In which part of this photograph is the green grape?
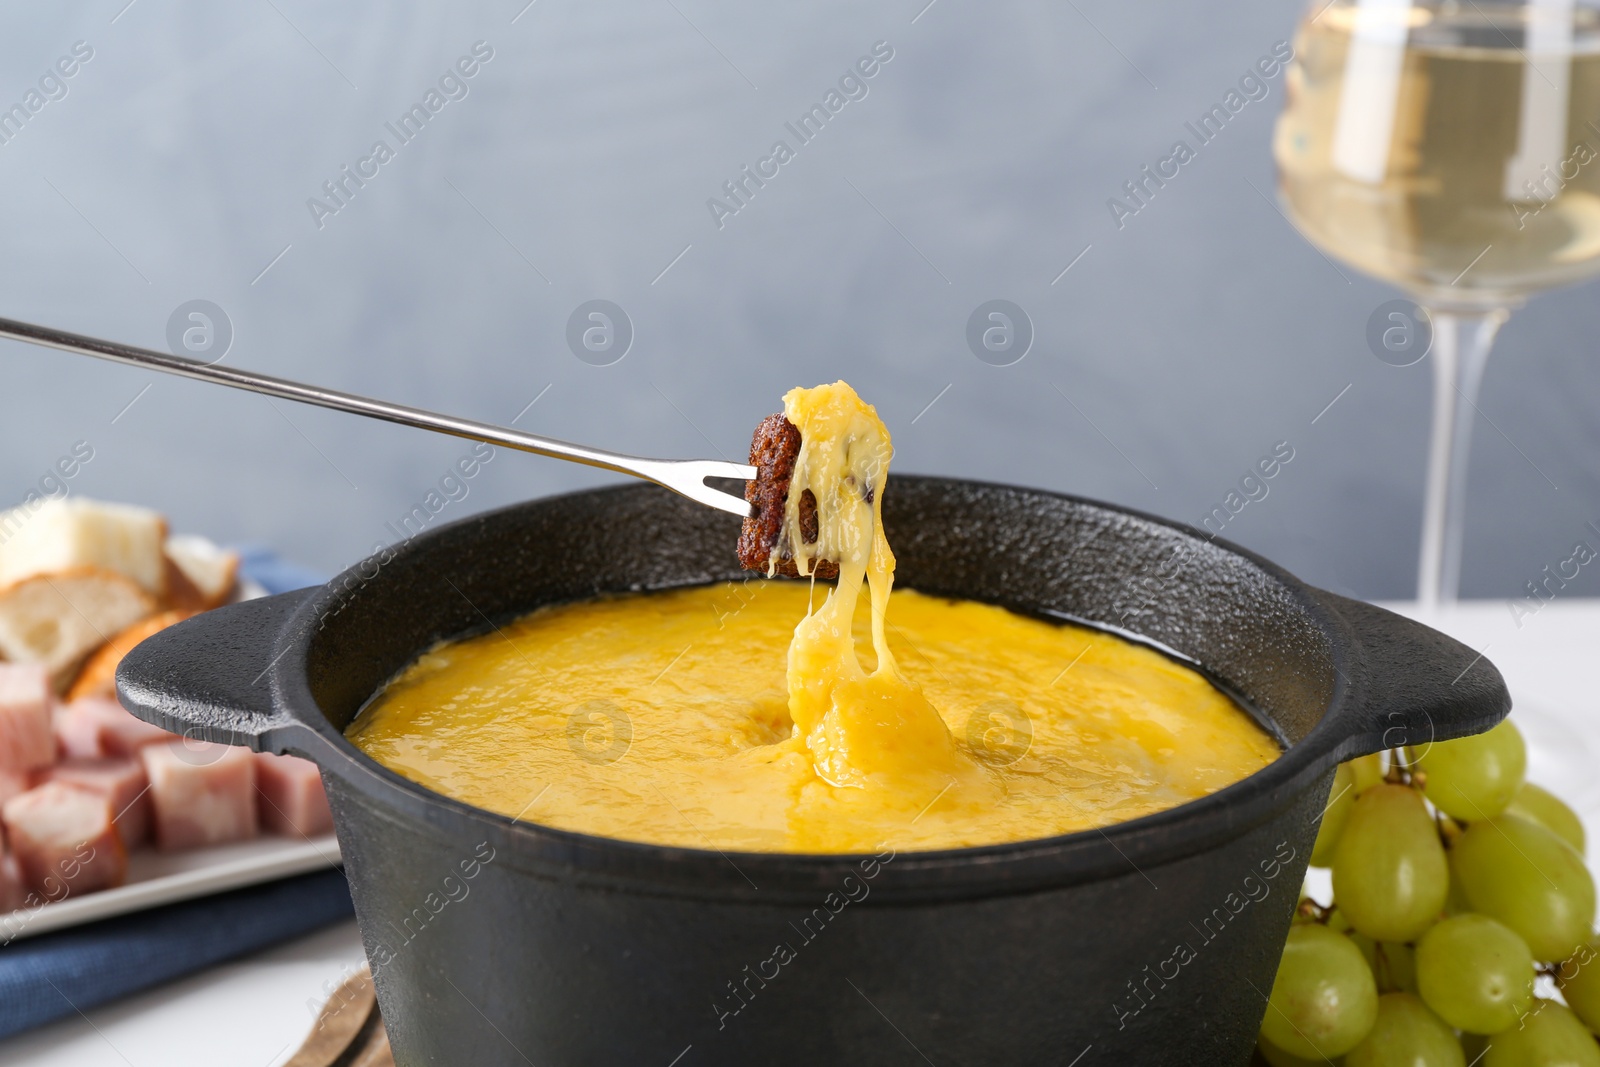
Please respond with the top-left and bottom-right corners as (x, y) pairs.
(1262, 923), (1379, 1059)
(1314, 763), (1358, 866)
(1505, 782), (1586, 856)
(1350, 928), (1377, 965)
(1349, 933), (1384, 1008)
(1558, 936), (1600, 1035)
(1415, 913), (1534, 1033)
(1350, 932), (1421, 995)
(1377, 941), (1417, 995)
(1453, 814), (1596, 962)
(1349, 753), (1387, 795)
(1332, 784), (1450, 942)
(1258, 1033), (1337, 1067)
(1417, 720), (1526, 822)
(1459, 1032), (1487, 1062)
(1344, 993), (1463, 1067)
(1445, 869), (1474, 917)
(1484, 1000), (1600, 1067)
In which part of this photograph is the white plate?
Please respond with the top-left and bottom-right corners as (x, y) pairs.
(1, 834), (341, 944)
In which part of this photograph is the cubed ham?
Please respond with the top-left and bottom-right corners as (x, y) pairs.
(0, 850), (26, 911)
(255, 752), (333, 837)
(100, 705), (177, 756)
(142, 741), (257, 850)
(0, 664), (55, 773)
(53, 701), (106, 761)
(53, 698), (175, 761)
(2, 782), (127, 896)
(0, 769), (30, 807)
(38, 758), (150, 849)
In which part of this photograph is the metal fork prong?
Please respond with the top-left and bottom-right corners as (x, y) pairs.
(640, 459), (755, 517)
(686, 484), (756, 518)
(699, 462), (759, 481)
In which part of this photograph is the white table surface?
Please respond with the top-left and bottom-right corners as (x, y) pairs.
(2, 599), (1595, 1067)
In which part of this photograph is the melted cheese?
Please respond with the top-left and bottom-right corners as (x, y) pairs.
(347, 583), (1279, 852)
(775, 382), (973, 791)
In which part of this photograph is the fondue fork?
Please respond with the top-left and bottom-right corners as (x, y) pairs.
(0, 316), (756, 517)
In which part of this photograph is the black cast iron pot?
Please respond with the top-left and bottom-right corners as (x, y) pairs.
(116, 478), (1508, 1066)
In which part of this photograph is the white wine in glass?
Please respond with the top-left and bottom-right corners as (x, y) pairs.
(1275, 0), (1600, 605)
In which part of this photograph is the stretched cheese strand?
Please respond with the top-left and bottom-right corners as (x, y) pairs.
(778, 382), (968, 788)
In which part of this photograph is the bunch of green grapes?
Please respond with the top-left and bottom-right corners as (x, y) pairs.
(1256, 720), (1600, 1066)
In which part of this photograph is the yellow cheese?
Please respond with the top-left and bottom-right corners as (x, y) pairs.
(348, 586), (1278, 853)
(775, 382), (972, 791)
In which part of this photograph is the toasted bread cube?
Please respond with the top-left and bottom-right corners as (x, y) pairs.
(0, 663), (56, 773)
(142, 741), (257, 850)
(0, 499), (168, 597)
(163, 536), (239, 612)
(255, 752), (333, 837)
(0, 849), (26, 911)
(55, 698), (175, 760)
(738, 413), (840, 579)
(0, 569), (158, 688)
(39, 758), (149, 849)
(2, 782), (128, 896)
(66, 609), (192, 702)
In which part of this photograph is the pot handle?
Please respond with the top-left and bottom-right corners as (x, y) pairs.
(116, 588), (323, 755)
(1314, 590), (1511, 760)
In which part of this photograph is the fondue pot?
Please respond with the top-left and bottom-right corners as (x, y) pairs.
(116, 478), (1508, 1066)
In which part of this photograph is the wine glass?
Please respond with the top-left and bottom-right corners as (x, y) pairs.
(1274, 0), (1600, 607)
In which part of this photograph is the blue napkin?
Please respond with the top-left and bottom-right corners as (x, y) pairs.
(0, 869), (354, 1039)
(235, 545), (329, 596)
(0, 551), (351, 1040)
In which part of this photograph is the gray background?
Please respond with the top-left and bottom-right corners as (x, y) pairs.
(1, 0), (1596, 601)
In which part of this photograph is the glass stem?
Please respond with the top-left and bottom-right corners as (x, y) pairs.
(1416, 307), (1508, 609)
